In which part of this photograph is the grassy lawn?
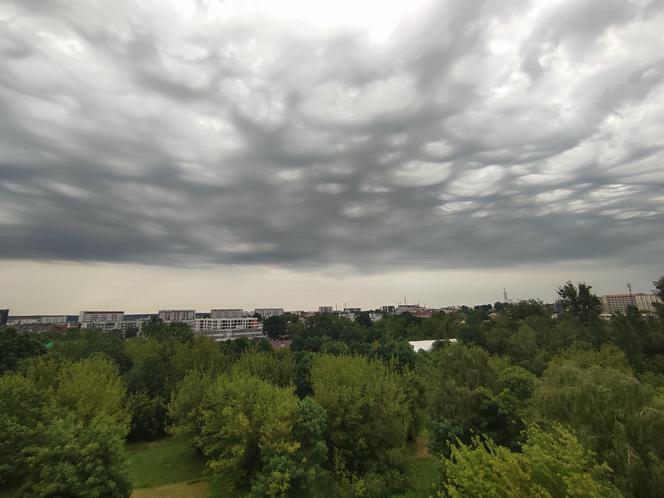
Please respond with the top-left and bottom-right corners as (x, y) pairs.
(126, 435), (207, 489)
(131, 481), (209, 498)
(391, 437), (442, 498)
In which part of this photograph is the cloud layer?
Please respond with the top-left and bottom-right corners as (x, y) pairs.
(1, 0), (663, 270)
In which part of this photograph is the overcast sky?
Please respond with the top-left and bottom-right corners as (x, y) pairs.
(1, 0), (663, 313)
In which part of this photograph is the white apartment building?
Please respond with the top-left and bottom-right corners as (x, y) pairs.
(193, 317), (264, 342)
(79, 311), (125, 323)
(158, 309), (196, 323)
(254, 308), (284, 318)
(600, 293), (662, 316)
(210, 309), (245, 318)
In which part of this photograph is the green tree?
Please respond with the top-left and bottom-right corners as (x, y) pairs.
(231, 351), (294, 387)
(126, 392), (168, 441)
(198, 374), (298, 488)
(535, 348), (664, 497)
(141, 317), (193, 342)
(440, 423), (619, 498)
(22, 414), (131, 498)
(0, 328), (46, 373)
(557, 282), (601, 322)
(0, 374), (45, 485)
(50, 356), (130, 433)
(310, 355), (410, 479)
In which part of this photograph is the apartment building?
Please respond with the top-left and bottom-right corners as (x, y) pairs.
(600, 293), (661, 316)
(193, 317), (264, 342)
(254, 308), (284, 319)
(210, 309), (245, 318)
(158, 309), (196, 324)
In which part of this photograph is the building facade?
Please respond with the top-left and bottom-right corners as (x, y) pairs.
(600, 293), (661, 316)
(79, 311), (125, 323)
(193, 317), (264, 341)
(1, 309), (9, 326)
(210, 309), (245, 318)
(158, 309), (196, 324)
(318, 306), (334, 314)
(254, 308), (284, 318)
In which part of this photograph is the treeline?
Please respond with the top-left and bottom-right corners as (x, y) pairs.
(1, 277), (663, 497)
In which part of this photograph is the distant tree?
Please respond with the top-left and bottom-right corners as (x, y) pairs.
(355, 312), (373, 329)
(506, 299), (548, 320)
(0, 328), (46, 374)
(52, 329), (130, 373)
(263, 315), (286, 339)
(493, 301), (507, 313)
(557, 281), (601, 322)
(141, 317), (193, 342)
(654, 276), (664, 302)
(231, 351), (294, 387)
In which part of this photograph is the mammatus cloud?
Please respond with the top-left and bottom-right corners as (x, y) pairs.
(1, 0), (663, 270)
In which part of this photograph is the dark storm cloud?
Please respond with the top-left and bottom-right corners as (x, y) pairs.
(1, 0), (663, 270)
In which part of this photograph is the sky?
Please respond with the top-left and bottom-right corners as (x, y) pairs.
(1, 0), (663, 314)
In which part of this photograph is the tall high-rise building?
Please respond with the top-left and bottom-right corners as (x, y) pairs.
(318, 306), (333, 314)
(0, 309), (8, 326)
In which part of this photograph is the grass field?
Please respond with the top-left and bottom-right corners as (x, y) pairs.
(126, 435), (246, 498)
(126, 435), (207, 489)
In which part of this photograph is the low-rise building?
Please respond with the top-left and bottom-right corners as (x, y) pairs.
(79, 310), (124, 323)
(193, 317), (264, 342)
(318, 306), (333, 314)
(158, 309), (195, 324)
(254, 308), (284, 319)
(210, 309), (244, 318)
(600, 293), (661, 317)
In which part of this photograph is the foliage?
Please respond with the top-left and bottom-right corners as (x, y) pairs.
(0, 374), (45, 485)
(440, 423), (620, 498)
(535, 348), (664, 497)
(231, 351), (294, 387)
(127, 392), (168, 441)
(310, 354), (410, 493)
(557, 281), (601, 322)
(141, 317), (194, 342)
(0, 328), (46, 374)
(49, 356), (130, 433)
(21, 414), (132, 498)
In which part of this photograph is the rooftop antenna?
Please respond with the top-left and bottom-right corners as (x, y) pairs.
(627, 283), (632, 296)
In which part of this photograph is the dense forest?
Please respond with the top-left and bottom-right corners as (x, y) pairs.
(2, 277), (664, 498)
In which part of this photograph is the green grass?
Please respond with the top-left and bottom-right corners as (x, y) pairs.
(126, 435), (207, 489)
(390, 438), (442, 498)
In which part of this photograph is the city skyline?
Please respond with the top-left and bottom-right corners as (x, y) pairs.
(1, 0), (663, 311)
